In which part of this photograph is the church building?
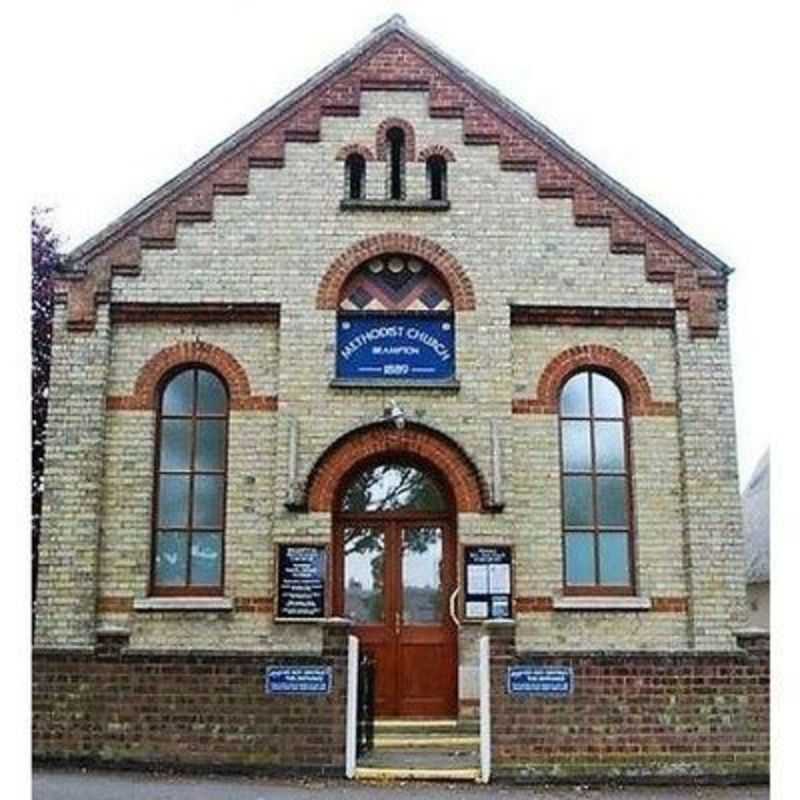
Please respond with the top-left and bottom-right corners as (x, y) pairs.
(33, 16), (768, 783)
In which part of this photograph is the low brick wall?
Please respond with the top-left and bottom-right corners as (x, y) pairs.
(489, 624), (769, 783)
(32, 624), (349, 775)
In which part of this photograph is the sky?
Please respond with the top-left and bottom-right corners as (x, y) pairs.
(18, 0), (795, 487)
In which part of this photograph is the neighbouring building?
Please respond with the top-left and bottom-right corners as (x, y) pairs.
(33, 15), (768, 784)
(743, 451), (770, 630)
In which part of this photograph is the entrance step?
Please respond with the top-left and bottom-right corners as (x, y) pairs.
(354, 766), (480, 782)
(358, 718), (481, 777)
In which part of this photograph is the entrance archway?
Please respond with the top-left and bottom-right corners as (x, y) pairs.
(332, 459), (458, 718)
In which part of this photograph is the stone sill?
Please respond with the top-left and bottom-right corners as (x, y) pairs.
(552, 596), (652, 612)
(329, 378), (460, 391)
(133, 597), (234, 612)
(340, 198), (450, 212)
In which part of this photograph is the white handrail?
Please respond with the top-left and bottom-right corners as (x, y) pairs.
(345, 635), (358, 779)
(479, 634), (491, 783)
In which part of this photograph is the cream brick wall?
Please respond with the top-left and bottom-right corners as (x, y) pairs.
(37, 89), (745, 663)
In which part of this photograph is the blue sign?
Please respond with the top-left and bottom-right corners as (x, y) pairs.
(337, 314), (454, 381)
(507, 666), (573, 697)
(266, 666), (332, 695)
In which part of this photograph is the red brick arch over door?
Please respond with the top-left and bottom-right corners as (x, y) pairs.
(316, 233), (476, 311)
(305, 422), (491, 512)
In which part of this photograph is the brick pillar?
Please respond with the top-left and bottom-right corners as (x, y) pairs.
(35, 304), (111, 648)
(322, 619), (352, 772)
(674, 310), (747, 650)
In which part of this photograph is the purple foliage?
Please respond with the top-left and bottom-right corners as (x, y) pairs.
(32, 208), (62, 614)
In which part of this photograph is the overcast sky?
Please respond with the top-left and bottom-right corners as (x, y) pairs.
(22, 0), (795, 487)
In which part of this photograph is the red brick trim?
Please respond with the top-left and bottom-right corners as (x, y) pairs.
(316, 232), (475, 311)
(96, 596), (134, 614)
(234, 596), (274, 614)
(106, 341), (278, 412)
(335, 143), (376, 162)
(375, 117), (416, 161)
(651, 596), (690, 613)
(305, 422), (490, 512)
(510, 305), (675, 328)
(61, 33), (724, 335)
(516, 596), (554, 612)
(111, 302), (280, 324)
(513, 344), (677, 417)
(418, 144), (456, 162)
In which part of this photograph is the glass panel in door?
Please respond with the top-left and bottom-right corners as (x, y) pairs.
(343, 527), (385, 624)
(401, 526), (444, 624)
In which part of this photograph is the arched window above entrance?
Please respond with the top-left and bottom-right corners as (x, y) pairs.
(340, 462), (448, 513)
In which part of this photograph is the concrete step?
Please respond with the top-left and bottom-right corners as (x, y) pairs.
(355, 766), (481, 783)
(373, 734), (479, 750)
(373, 718), (479, 736)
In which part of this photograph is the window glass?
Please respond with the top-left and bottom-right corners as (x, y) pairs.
(565, 532), (595, 585)
(153, 368), (228, 592)
(560, 369), (633, 590)
(560, 372), (590, 417)
(341, 463), (447, 512)
(344, 527), (385, 623)
(402, 526), (443, 623)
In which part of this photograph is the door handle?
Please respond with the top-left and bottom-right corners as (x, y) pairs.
(395, 610), (400, 636)
(449, 586), (461, 628)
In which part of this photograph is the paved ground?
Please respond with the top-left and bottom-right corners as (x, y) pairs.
(33, 768), (769, 800)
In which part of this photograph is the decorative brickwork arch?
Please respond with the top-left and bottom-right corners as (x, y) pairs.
(106, 341), (277, 411)
(335, 143), (375, 161)
(512, 344), (676, 417)
(418, 144), (456, 162)
(316, 233), (476, 311)
(305, 422), (491, 512)
(375, 117), (416, 161)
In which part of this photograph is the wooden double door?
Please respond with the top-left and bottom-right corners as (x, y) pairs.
(334, 515), (458, 717)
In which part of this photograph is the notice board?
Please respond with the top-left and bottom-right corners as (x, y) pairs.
(463, 545), (512, 620)
(276, 544), (327, 619)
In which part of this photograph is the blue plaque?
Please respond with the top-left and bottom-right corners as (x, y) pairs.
(507, 666), (573, 697)
(336, 314), (454, 381)
(266, 666), (332, 695)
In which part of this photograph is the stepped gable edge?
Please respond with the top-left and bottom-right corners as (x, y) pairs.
(56, 18), (728, 336)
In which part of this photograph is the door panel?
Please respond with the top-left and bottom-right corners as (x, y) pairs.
(339, 519), (457, 718)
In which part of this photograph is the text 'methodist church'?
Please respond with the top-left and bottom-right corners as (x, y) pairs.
(33, 15), (768, 784)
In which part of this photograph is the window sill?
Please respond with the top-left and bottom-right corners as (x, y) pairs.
(552, 596), (652, 612)
(340, 199), (450, 212)
(330, 378), (460, 391)
(134, 597), (234, 613)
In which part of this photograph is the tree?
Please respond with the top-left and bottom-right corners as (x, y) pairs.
(32, 208), (62, 622)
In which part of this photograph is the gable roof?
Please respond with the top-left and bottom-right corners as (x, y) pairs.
(56, 15), (729, 335)
(743, 450), (770, 584)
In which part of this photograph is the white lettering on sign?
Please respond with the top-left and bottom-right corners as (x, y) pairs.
(340, 324), (452, 362)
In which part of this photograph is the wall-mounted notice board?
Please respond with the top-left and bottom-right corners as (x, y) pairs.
(276, 544), (327, 619)
(463, 545), (512, 620)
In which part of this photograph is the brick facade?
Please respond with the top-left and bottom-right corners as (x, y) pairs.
(33, 16), (762, 781)
(487, 623), (768, 782)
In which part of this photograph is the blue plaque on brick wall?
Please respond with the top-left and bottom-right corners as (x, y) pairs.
(507, 666), (573, 697)
(336, 314), (454, 381)
(266, 666), (332, 695)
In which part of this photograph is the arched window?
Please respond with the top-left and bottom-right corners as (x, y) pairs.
(559, 370), (634, 594)
(345, 153), (366, 200)
(426, 155), (447, 202)
(152, 367), (229, 594)
(386, 127), (406, 200)
(336, 254), (455, 383)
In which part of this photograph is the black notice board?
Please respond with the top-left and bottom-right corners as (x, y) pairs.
(464, 545), (512, 620)
(276, 545), (327, 619)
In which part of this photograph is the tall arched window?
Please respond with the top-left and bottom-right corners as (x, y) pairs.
(426, 155), (447, 201)
(386, 127), (406, 200)
(152, 367), (229, 594)
(345, 153), (366, 200)
(559, 370), (634, 594)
